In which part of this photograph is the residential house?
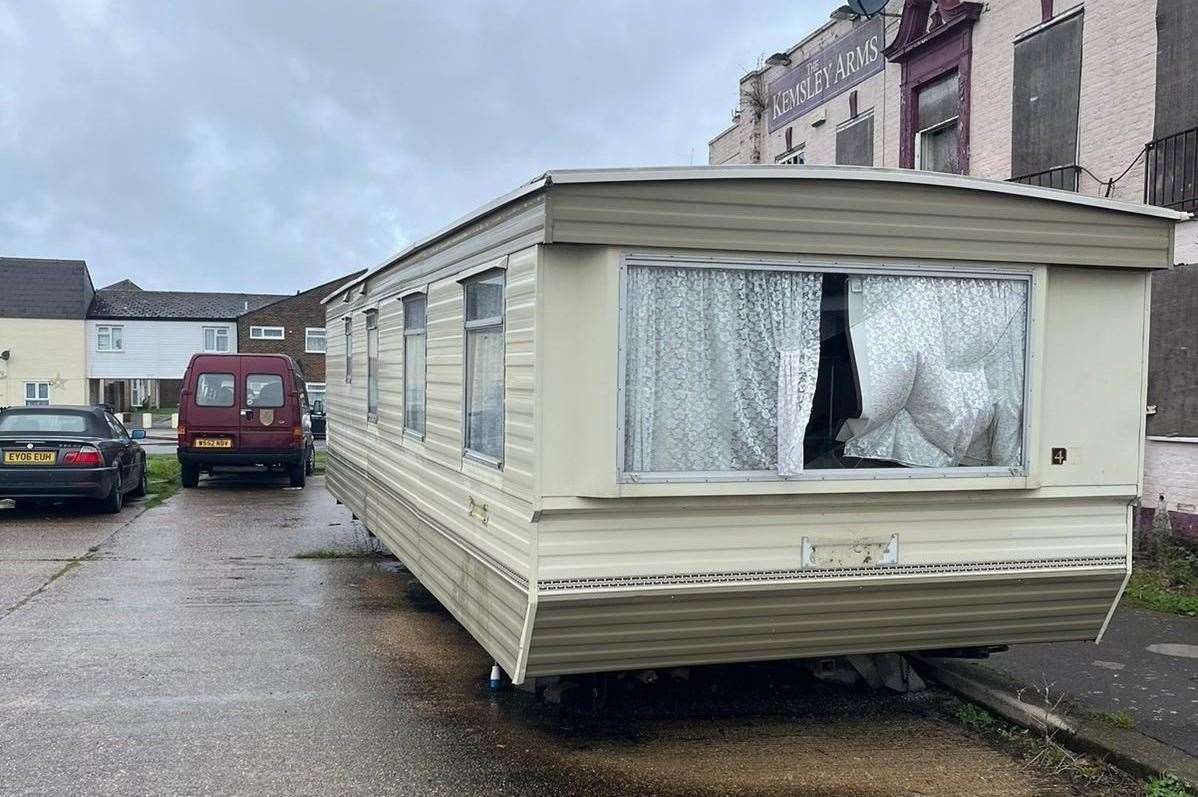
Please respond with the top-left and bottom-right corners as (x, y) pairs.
(235, 271), (365, 410)
(86, 282), (285, 411)
(0, 257), (93, 407)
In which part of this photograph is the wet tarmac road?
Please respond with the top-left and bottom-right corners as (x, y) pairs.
(0, 476), (1132, 796)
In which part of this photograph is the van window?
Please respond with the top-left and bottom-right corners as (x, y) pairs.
(196, 373), (236, 407)
(246, 374), (285, 408)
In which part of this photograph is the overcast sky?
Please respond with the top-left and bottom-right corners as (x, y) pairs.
(0, 1), (825, 293)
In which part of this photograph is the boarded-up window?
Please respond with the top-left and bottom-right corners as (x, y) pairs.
(1011, 12), (1083, 188)
(836, 113), (874, 166)
(1154, 1), (1198, 139)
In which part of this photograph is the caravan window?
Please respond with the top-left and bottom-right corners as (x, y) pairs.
(402, 294), (427, 437)
(463, 270), (504, 464)
(344, 317), (353, 384)
(366, 311), (379, 420)
(622, 262), (1028, 481)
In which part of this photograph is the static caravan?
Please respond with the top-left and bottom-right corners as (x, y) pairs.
(324, 166), (1186, 685)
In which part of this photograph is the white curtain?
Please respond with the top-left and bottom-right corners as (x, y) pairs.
(623, 266), (823, 474)
(841, 275), (1027, 468)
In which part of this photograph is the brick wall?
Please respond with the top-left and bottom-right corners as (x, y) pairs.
(236, 272), (363, 386)
(711, 0), (1161, 202)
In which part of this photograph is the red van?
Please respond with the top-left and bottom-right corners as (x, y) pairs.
(176, 353), (316, 489)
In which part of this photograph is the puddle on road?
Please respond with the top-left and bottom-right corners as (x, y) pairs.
(347, 561), (1106, 797)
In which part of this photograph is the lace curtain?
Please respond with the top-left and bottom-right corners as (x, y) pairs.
(623, 265), (823, 474)
(841, 275), (1027, 468)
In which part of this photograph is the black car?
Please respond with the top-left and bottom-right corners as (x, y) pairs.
(0, 405), (148, 513)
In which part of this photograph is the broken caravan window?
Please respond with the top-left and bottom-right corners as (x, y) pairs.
(621, 262), (1028, 479)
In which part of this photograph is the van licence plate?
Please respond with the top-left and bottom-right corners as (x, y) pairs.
(3, 451), (56, 464)
(194, 438), (232, 449)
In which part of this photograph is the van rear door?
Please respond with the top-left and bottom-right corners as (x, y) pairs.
(185, 356), (241, 447)
(239, 357), (294, 451)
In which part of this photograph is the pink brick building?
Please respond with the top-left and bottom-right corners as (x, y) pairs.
(710, 0), (1198, 537)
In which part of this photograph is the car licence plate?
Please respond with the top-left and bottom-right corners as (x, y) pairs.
(3, 450), (56, 464)
(194, 438), (232, 449)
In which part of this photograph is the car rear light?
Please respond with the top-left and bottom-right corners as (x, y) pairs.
(62, 446), (102, 466)
(291, 425), (302, 446)
(177, 423), (187, 445)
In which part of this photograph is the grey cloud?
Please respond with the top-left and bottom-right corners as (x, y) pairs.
(0, 0), (822, 292)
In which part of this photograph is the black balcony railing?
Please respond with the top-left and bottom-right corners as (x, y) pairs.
(1145, 126), (1198, 212)
(1009, 164), (1081, 191)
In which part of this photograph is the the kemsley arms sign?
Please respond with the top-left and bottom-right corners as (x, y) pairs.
(766, 17), (885, 133)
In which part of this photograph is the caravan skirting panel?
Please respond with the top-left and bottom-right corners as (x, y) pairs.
(523, 570), (1124, 678)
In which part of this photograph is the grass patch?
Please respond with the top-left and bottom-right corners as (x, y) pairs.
(313, 450), (327, 474)
(1095, 709), (1135, 729)
(1143, 774), (1193, 797)
(1125, 539), (1198, 617)
(954, 702), (997, 730)
(142, 453), (181, 509)
(294, 548), (376, 559)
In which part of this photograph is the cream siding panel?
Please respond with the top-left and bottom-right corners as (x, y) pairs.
(502, 247), (537, 501)
(536, 495), (1128, 582)
(376, 299), (405, 438)
(422, 280), (464, 469)
(547, 180), (1172, 270)
(524, 572), (1123, 677)
(1039, 267), (1150, 488)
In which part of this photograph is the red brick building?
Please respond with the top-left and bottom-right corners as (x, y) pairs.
(236, 270), (365, 409)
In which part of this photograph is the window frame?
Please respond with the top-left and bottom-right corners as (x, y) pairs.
(250, 325), (286, 340)
(24, 381), (51, 406)
(202, 326), (231, 353)
(402, 293), (428, 440)
(775, 146), (806, 165)
(914, 116), (962, 172)
(615, 252), (1036, 486)
(344, 317), (353, 384)
(461, 269), (506, 468)
(96, 324), (124, 352)
(365, 310), (379, 422)
(304, 327), (326, 354)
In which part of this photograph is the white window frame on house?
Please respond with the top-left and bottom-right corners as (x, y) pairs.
(775, 146), (806, 165)
(305, 327), (326, 354)
(365, 311), (379, 422)
(402, 293), (427, 439)
(203, 326), (230, 353)
(96, 325), (124, 352)
(250, 325), (286, 340)
(24, 381), (51, 406)
(914, 116), (961, 172)
(344, 317), (353, 383)
(461, 269), (505, 467)
(305, 382), (326, 408)
(615, 252), (1035, 486)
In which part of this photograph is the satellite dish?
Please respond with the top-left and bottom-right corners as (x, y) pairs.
(847, 0), (888, 17)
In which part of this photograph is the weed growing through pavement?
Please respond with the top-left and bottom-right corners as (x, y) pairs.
(1142, 773), (1194, 797)
(1095, 709), (1135, 729)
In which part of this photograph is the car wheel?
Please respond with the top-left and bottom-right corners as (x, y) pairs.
(130, 462), (148, 498)
(305, 446), (315, 476)
(99, 481), (123, 514)
(289, 458), (306, 489)
(181, 464), (200, 489)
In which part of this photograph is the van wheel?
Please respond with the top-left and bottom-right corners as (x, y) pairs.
(99, 481), (123, 514)
(181, 464), (200, 489)
(289, 459), (306, 489)
(305, 446), (315, 476)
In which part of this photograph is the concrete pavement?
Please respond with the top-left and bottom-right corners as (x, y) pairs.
(981, 605), (1198, 757)
(0, 478), (1149, 796)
